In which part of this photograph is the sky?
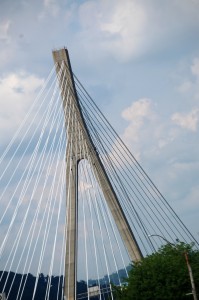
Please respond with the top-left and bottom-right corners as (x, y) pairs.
(0, 0), (199, 274)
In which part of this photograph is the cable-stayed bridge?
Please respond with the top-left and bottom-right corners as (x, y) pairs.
(0, 48), (198, 300)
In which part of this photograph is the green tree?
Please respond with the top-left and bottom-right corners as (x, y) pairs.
(114, 242), (199, 300)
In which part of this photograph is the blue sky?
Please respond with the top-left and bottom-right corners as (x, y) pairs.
(0, 0), (199, 273)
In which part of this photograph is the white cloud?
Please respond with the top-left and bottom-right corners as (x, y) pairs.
(157, 130), (177, 149)
(122, 98), (152, 121)
(117, 98), (199, 234)
(121, 98), (153, 144)
(0, 72), (44, 144)
(191, 58), (199, 78)
(117, 96), (199, 176)
(171, 109), (199, 131)
(176, 56), (199, 99)
(99, 1), (147, 59)
(43, 0), (60, 17)
(109, 98), (155, 162)
(0, 0), (198, 73)
(77, 0), (147, 61)
(177, 81), (193, 93)
(76, 0), (199, 62)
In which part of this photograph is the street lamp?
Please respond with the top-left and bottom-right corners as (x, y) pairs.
(148, 234), (198, 300)
(148, 234), (176, 246)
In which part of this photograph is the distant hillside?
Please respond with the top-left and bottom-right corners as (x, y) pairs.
(0, 272), (65, 300)
(0, 266), (130, 299)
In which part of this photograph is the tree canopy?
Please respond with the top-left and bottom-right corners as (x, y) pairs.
(114, 242), (199, 300)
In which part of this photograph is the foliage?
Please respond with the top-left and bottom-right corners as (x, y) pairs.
(113, 242), (199, 300)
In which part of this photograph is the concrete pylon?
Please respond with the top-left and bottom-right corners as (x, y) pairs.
(52, 48), (143, 300)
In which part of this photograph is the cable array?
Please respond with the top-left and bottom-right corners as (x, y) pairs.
(0, 56), (198, 300)
(0, 64), (67, 299)
(73, 73), (199, 252)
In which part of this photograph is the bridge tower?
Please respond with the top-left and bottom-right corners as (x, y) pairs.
(52, 48), (143, 300)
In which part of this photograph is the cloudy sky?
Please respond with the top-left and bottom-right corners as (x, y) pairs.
(0, 0), (199, 250)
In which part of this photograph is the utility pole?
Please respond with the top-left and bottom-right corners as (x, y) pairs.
(184, 251), (198, 300)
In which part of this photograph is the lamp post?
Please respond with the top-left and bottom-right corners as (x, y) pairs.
(148, 234), (198, 300)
